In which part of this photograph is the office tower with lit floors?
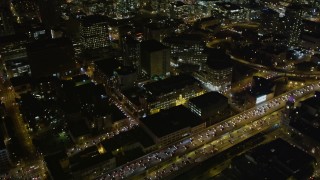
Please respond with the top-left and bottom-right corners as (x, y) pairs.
(80, 15), (109, 50)
(285, 3), (304, 46)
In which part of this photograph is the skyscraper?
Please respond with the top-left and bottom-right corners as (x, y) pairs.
(80, 15), (108, 50)
(140, 40), (170, 78)
(285, 4), (304, 46)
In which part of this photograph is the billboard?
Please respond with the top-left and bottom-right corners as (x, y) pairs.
(256, 95), (267, 104)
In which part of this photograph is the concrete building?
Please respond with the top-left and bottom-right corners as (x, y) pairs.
(140, 105), (205, 147)
(162, 34), (206, 66)
(69, 146), (116, 180)
(197, 50), (233, 92)
(246, 76), (275, 107)
(285, 4), (304, 46)
(4, 57), (31, 78)
(188, 91), (229, 120)
(142, 74), (205, 114)
(140, 40), (170, 77)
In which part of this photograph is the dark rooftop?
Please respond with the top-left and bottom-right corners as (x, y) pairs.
(223, 138), (315, 180)
(140, 105), (203, 138)
(0, 133), (5, 150)
(206, 59), (232, 70)
(261, 45), (287, 55)
(101, 127), (154, 152)
(81, 15), (107, 27)
(44, 152), (70, 180)
(68, 118), (90, 138)
(26, 37), (75, 78)
(189, 92), (228, 109)
(140, 40), (168, 52)
(72, 74), (90, 84)
(94, 58), (121, 77)
(115, 66), (136, 75)
(0, 34), (28, 45)
(10, 76), (31, 87)
(110, 104), (126, 122)
(301, 96), (320, 110)
(69, 146), (114, 172)
(163, 34), (204, 45)
(250, 139), (315, 174)
(144, 74), (199, 97)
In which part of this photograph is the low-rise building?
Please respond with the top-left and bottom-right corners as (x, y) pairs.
(142, 74), (205, 114)
(69, 146), (116, 180)
(197, 50), (233, 92)
(140, 105), (205, 147)
(188, 91), (229, 120)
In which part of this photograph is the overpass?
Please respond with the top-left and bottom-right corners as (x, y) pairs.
(97, 81), (320, 179)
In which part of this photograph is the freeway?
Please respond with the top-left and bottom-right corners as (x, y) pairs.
(144, 112), (281, 179)
(229, 54), (320, 78)
(97, 81), (320, 179)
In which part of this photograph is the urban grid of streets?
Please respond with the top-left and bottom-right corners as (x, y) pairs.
(96, 81), (319, 179)
(1, 62), (320, 179)
(2, 54), (320, 179)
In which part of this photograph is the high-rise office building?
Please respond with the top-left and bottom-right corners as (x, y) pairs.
(285, 4), (304, 46)
(122, 35), (140, 66)
(140, 40), (170, 77)
(80, 15), (108, 50)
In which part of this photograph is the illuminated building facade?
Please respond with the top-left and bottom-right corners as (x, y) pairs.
(143, 74), (205, 114)
(5, 58), (31, 78)
(202, 58), (233, 92)
(215, 2), (248, 21)
(114, 0), (139, 16)
(285, 4), (304, 46)
(246, 76), (275, 107)
(80, 15), (108, 50)
(188, 91), (229, 120)
(162, 34), (206, 66)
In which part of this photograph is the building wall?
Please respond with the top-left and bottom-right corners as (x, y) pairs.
(0, 148), (11, 173)
(72, 157), (116, 180)
(203, 65), (233, 91)
(149, 86), (205, 114)
(141, 48), (170, 77)
(80, 22), (108, 49)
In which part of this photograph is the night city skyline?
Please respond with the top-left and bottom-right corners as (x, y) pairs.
(1, 0), (320, 179)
